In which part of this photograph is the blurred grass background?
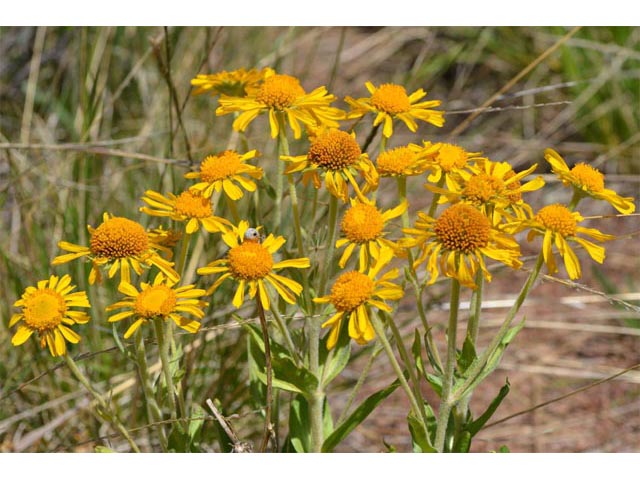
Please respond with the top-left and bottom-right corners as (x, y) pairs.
(0, 26), (638, 452)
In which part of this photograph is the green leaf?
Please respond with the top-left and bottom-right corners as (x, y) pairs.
(94, 446), (116, 453)
(467, 379), (510, 436)
(453, 317), (525, 398)
(424, 331), (443, 374)
(320, 327), (351, 387)
(411, 330), (426, 379)
(425, 373), (443, 397)
(188, 403), (207, 444)
(457, 332), (477, 373)
(407, 407), (437, 453)
(321, 380), (399, 452)
(245, 324), (318, 395)
(497, 445), (511, 453)
(288, 394), (311, 452)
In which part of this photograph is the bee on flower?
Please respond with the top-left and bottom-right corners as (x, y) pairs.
(197, 221), (310, 309)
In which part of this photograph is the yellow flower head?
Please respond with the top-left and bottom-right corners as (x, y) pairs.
(140, 189), (232, 235)
(10, 275), (90, 357)
(375, 142), (439, 177)
(508, 204), (615, 280)
(52, 213), (179, 286)
(191, 67), (272, 97)
(336, 196), (407, 269)
(216, 70), (345, 139)
(426, 143), (483, 185)
(314, 247), (403, 350)
(427, 158), (545, 223)
(185, 149), (262, 200)
(197, 220), (310, 309)
(545, 148), (636, 214)
(402, 203), (522, 288)
(148, 226), (183, 249)
(281, 128), (378, 203)
(345, 81), (444, 138)
(106, 273), (206, 339)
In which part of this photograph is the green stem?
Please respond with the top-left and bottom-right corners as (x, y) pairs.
(273, 114), (287, 231)
(133, 330), (168, 450)
(451, 252), (545, 403)
(64, 354), (141, 453)
(269, 301), (302, 366)
(399, 175), (444, 372)
(427, 176), (446, 219)
(153, 317), (185, 433)
(383, 311), (431, 434)
(225, 195), (241, 224)
(434, 278), (461, 452)
(336, 342), (383, 425)
(256, 298), (274, 452)
(317, 195), (339, 297)
(370, 310), (424, 420)
(458, 270), (483, 418)
(568, 190), (584, 211)
(176, 232), (192, 278)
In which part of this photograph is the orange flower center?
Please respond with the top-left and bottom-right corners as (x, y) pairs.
(434, 204), (490, 253)
(134, 285), (177, 318)
(535, 204), (577, 237)
(570, 163), (605, 192)
(436, 144), (469, 172)
(341, 203), (384, 243)
(308, 129), (361, 171)
(90, 217), (149, 258)
(227, 242), (274, 280)
(22, 289), (67, 331)
(199, 151), (242, 182)
(462, 173), (505, 204)
(370, 83), (411, 114)
(255, 74), (305, 110)
(329, 271), (374, 312)
(174, 190), (212, 219)
(376, 146), (417, 176)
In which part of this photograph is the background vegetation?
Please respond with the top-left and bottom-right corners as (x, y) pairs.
(0, 26), (638, 452)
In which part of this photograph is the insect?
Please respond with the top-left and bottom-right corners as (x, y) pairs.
(243, 227), (263, 243)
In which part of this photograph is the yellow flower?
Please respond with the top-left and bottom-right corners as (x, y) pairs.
(52, 213), (179, 286)
(148, 226), (183, 249)
(426, 143), (483, 185)
(402, 203), (522, 288)
(140, 189), (232, 235)
(9, 274), (90, 357)
(191, 67), (271, 97)
(106, 273), (206, 339)
(336, 197), (407, 269)
(314, 247), (403, 350)
(345, 81), (444, 138)
(426, 158), (545, 222)
(281, 128), (378, 202)
(185, 150), (262, 200)
(375, 142), (439, 177)
(545, 148), (636, 214)
(508, 204), (614, 280)
(197, 220), (310, 309)
(216, 70), (344, 139)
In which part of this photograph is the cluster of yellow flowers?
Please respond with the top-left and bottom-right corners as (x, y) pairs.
(9, 66), (635, 359)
